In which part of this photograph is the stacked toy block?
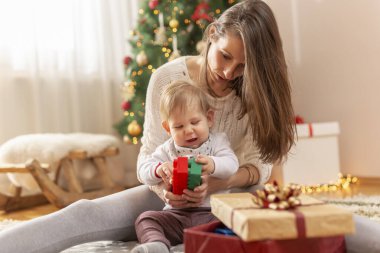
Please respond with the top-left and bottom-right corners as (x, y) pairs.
(172, 157), (201, 195)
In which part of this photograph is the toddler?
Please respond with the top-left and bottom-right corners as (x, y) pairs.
(133, 80), (239, 253)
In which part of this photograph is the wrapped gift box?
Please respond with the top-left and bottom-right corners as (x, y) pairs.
(184, 220), (346, 253)
(210, 192), (354, 242)
(274, 121), (341, 185)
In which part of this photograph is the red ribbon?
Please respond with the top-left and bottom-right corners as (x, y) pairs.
(293, 210), (306, 238)
(308, 123), (314, 137)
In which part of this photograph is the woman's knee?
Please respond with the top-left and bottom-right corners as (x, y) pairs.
(68, 198), (94, 208)
(63, 199), (100, 217)
(93, 185), (165, 212)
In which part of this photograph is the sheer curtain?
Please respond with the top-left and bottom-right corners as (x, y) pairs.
(0, 0), (139, 144)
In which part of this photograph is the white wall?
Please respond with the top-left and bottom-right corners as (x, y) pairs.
(266, 0), (380, 177)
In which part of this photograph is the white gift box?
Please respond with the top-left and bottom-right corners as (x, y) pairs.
(274, 122), (341, 185)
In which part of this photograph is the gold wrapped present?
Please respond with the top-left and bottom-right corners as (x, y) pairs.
(210, 192), (355, 242)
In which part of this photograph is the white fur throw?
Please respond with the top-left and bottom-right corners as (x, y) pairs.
(0, 133), (120, 195)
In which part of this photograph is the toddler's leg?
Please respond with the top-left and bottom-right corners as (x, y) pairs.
(131, 242), (169, 253)
(133, 210), (192, 253)
(133, 209), (216, 253)
(134, 210), (188, 249)
(0, 185), (164, 253)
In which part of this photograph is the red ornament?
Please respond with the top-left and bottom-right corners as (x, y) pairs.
(191, 2), (212, 22)
(295, 115), (305, 124)
(149, 0), (159, 10)
(121, 101), (131, 111)
(123, 56), (132, 66)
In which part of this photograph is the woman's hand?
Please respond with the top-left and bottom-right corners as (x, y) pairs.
(161, 174), (210, 208)
(182, 174), (209, 206)
(162, 189), (188, 207)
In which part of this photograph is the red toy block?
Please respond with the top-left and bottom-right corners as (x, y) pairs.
(172, 157), (189, 195)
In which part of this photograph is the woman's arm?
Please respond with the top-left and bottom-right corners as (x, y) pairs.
(207, 165), (260, 194)
(229, 164), (260, 188)
(234, 124), (272, 185)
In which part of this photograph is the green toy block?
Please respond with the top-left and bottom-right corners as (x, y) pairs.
(188, 157), (202, 190)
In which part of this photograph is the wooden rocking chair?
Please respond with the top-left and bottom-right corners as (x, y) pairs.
(0, 146), (124, 212)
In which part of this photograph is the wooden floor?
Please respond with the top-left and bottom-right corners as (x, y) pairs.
(1, 177), (380, 221)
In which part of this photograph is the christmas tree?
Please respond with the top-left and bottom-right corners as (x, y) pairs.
(115, 0), (238, 144)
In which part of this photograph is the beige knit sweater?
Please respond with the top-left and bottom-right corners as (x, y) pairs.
(137, 56), (271, 185)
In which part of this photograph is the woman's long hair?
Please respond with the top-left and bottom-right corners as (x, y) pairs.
(199, 0), (295, 164)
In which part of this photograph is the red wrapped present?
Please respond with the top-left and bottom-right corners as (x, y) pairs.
(184, 220), (346, 253)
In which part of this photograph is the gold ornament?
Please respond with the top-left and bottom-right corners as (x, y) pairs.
(123, 135), (132, 144)
(169, 18), (179, 29)
(128, 120), (142, 136)
(136, 51), (148, 66)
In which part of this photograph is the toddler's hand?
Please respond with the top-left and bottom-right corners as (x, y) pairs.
(196, 154), (215, 175)
(156, 161), (173, 186)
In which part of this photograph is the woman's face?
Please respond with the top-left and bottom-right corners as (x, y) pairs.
(207, 30), (245, 90)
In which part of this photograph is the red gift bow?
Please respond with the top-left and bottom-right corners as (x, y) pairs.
(295, 115), (305, 124)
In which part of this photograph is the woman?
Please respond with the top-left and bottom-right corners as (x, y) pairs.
(139, 0), (294, 209)
(0, 1), (378, 253)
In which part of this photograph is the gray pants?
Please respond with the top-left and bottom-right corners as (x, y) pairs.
(0, 184), (379, 253)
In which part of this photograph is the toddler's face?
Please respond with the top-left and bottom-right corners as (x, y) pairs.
(164, 105), (213, 149)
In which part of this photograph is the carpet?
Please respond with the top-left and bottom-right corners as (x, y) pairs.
(316, 194), (380, 223)
(1, 194), (380, 252)
(0, 219), (184, 253)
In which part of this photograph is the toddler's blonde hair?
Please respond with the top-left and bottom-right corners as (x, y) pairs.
(159, 80), (213, 121)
